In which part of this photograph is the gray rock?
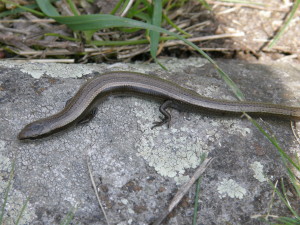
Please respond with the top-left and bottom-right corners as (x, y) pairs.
(0, 58), (299, 224)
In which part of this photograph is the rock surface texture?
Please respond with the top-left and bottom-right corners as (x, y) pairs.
(0, 58), (299, 224)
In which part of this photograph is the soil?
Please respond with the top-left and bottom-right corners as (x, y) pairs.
(0, 0), (298, 63)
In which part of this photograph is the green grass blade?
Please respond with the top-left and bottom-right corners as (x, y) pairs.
(133, 12), (151, 23)
(131, 0), (152, 18)
(15, 195), (30, 225)
(192, 177), (202, 225)
(119, 0), (132, 15)
(280, 178), (290, 209)
(0, 0), (59, 18)
(149, 0), (162, 61)
(0, 161), (15, 224)
(285, 166), (300, 197)
(216, 67), (245, 100)
(1, 0), (44, 16)
(268, 179), (298, 218)
(277, 216), (300, 224)
(36, 0), (60, 16)
(245, 115), (300, 171)
(192, 154), (207, 225)
(268, 0), (300, 48)
(66, 0), (80, 16)
(0, 3), (37, 17)
(110, 0), (124, 15)
(197, 0), (211, 10)
(163, 13), (191, 36)
(60, 205), (77, 225)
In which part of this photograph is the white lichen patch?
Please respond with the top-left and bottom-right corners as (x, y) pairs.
(21, 63), (94, 78)
(135, 109), (251, 184)
(174, 175), (191, 184)
(0, 61), (98, 78)
(128, 208), (135, 214)
(133, 99), (215, 183)
(226, 123), (252, 137)
(121, 198), (129, 205)
(162, 57), (207, 72)
(217, 178), (247, 199)
(250, 161), (266, 182)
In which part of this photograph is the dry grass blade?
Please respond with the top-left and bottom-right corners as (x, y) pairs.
(0, 27), (28, 34)
(290, 121), (300, 146)
(163, 32), (244, 47)
(120, 0), (135, 17)
(7, 59), (75, 63)
(268, 0), (300, 48)
(153, 157), (214, 225)
(207, 0), (290, 11)
(86, 155), (110, 225)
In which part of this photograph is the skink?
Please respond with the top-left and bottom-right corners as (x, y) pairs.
(18, 71), (300, 140)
